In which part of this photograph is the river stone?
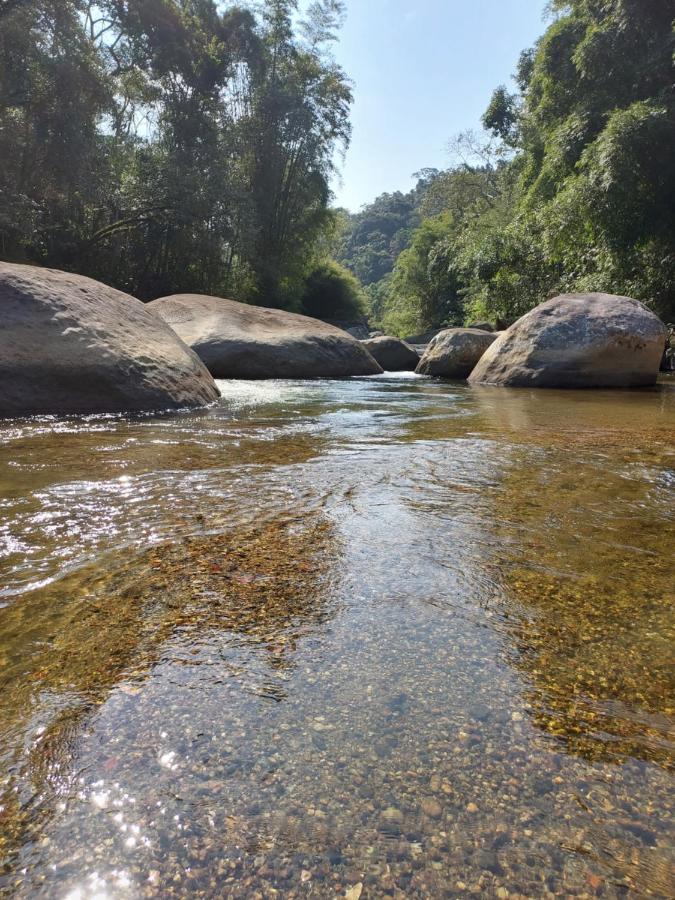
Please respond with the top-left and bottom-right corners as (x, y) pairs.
(333, 321), (370, 341)
(404, 328), (445, 345)
(148, 294), (383, 379)
(468, 293), (667, 388)
(0, 263), (220, 417)
(379, 807), (404, 834)
(416, 328), (498, 378)
(361, 336), (420, 371)
(420, 799), (443, 819)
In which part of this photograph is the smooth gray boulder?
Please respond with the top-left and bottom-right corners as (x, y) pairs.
(0, 263), (220, 417)
(468, 293), (666, 388)
(148, 294), (382, 379)
(342, 323), (371, 340)
(466, 320), (494, 332)
(416, 328), (498, 378)
(404, 328), (445, 345)
(323, 320), (370, 340)
(361, 336), (420, 371)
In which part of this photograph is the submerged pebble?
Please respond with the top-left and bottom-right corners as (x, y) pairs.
(0, 378), (673, 898)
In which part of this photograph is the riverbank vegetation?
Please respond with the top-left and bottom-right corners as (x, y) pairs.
(334, 1), (675, 334)
(0, 0), (351, 309)
(1, 1), (673, 330)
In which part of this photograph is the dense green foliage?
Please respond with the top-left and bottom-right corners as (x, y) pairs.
(331, 172), (442, 287)
(2, 1), (672, 327)
(300, 259), (366, 322)
(0, 0), (351, 309)
(336, 1), (675, 335)
(379, 213), (461, 336)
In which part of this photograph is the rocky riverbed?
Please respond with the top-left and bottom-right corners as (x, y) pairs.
(1, 375), (673, 898)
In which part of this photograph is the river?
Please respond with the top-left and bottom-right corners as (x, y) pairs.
(1, 375), (673, 898)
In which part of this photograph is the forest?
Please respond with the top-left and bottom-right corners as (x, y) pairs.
(1, 0), (674, 328)
(335, 0), (675, 334)
(0, 0), (352, 310)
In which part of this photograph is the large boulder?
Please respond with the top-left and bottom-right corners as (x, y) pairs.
(361, 336), (420, 371)
(326, 320), (370, 340)
(0, 263), (220, 417)
(148, 294), (383, 379)
(468, 293), (667, 388)
(416, 328), (498, 378)
(404, 328), (445, 345)
(466, 320), (495, 332)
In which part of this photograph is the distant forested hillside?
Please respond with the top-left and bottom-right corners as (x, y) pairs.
(330, 169), (452, 326)
(335, 0), (675, 336)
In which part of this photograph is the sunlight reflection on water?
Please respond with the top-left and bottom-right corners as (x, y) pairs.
(0, 377), (674, 898)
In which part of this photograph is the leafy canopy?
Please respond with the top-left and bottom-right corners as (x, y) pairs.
(0, 0), (352, 309)
(334, 0), (675, 335)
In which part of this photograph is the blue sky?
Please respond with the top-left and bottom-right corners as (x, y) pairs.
(331, 0), (548, 211)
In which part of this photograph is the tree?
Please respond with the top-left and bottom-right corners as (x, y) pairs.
(380, 214), (462, 336)
(0, 0), (31, 20)
(482, 86), (518, 144)
(74, 0), (259, 298)
(0, 0), (353, 310)
(355, 1), (675, 330)
(235, 0), (352, 308)
(0, 0), (109, 263)
(366, 138), (516, 334)
(475, 0), (675, 320)
(332, 172), (445, 286)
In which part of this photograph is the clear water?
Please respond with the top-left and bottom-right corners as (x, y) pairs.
(0, 375), (673, 898)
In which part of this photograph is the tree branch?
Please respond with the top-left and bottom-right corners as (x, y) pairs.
(0, 0), (30, 20)
(87, 207), (174, 245)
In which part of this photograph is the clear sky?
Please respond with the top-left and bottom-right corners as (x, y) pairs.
(331, 0), (548, 211)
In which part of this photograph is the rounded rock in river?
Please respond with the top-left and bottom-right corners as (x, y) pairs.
(416, 328), (497, 379)
(468, 292), (666, 388)
(148, 293), (383, 379)
(0, 262), (220, 417)
(361, 335), (420, 372)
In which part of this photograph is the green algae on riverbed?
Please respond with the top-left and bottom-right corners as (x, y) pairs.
(0, 377), (673, 898)
(492, 460), (674, 769)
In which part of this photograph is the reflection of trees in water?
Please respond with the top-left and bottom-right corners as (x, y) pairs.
(469, 383), (675, 449)
(492, 454), (674, 769)
(0, 514), (338, 878)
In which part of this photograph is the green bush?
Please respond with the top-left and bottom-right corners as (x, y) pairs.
(301, 261), (368, 322)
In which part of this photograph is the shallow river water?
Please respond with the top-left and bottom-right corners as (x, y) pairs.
(0, 375), (673, 899)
